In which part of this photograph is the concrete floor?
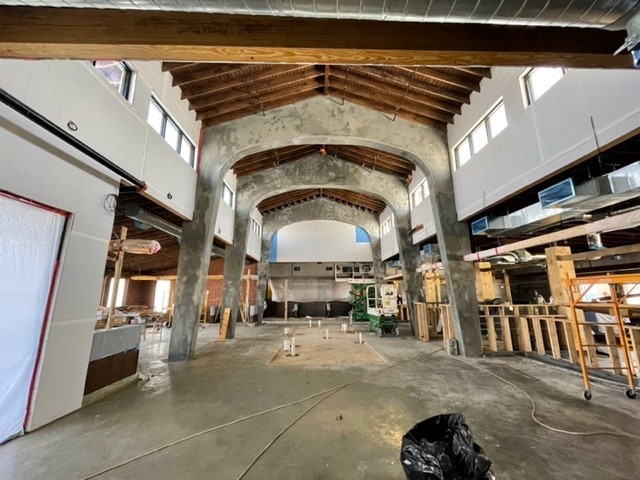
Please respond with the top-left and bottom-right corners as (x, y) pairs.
(1, 320), (639, 480)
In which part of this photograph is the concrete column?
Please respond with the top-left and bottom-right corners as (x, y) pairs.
(219, 202), (251, 338)
(394, 210), (424, 334)
(429, 166), (483, 357)
(168, 145), (226, 361)
(370, 234), (384, 283)
(254, 234), (272, 324)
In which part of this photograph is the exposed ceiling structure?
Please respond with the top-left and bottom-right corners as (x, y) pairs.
(258, 188), (387, 215)
(164, 63), (488, 130)
(233, 144), (415, 178)
(4, 0), (638, 28)
(108, 190), (189, 275)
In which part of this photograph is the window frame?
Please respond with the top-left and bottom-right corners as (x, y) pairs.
(251, 217), (261, 236)
(147, 95), (197, 167)
(410, 179), (429, 209)
(453, 99), (507, 169)
(91, 60), (133, 100)
(380, 216), (394, 236)
(523, 67), (566, 106)
(221, 182), (235, 208)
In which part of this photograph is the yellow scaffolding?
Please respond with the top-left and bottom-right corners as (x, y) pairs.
(567, 274), (639, 400)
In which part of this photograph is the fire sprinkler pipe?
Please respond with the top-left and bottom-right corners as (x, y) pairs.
(464, 208), (640, 262)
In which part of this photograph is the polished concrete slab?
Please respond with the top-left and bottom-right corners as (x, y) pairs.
(1, 322), (639, 480)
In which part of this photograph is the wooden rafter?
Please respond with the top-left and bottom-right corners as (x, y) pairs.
(233, 144), (414, 178)
(201, 89), (319, 127)
(258, 188), (386, 214)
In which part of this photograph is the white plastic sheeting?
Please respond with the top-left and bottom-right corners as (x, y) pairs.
(0, 193), (66, 444)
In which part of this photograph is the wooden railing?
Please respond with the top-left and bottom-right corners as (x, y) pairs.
(428, 304), (640, 373)
(416, 303), (640, 373)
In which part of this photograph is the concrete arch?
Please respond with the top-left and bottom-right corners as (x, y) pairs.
(170, 96), (480, 361)
(236, 154), (408, 213)
(254, 198), (383, 325)
(218, 155), (420, 338)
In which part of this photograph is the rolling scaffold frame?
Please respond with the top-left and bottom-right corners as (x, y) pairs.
(567, 274), (639, 401)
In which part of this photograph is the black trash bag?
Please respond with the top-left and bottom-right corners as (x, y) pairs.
(400, 413), (495, 480)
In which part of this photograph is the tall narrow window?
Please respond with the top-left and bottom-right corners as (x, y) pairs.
(525, 67), (565, 104)
(221, 182), (234, 208)
(91, 61), (132, 99)
(487, 103), (507, 137)
(454, 100), (507, 168)
(146, 97), (197, 167)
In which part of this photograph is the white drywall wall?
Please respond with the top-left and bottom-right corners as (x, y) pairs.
(408, 168), (436, 244)
(274, 220), (373, 262)
(0, 101), (119, 431)
(0, 59), (198, 219)
(379, 207), (399, 260)
(449, 68), (640, 220)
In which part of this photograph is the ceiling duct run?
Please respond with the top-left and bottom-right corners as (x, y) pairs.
(4, 0), (639, 29)
(473, 160), (640, 239)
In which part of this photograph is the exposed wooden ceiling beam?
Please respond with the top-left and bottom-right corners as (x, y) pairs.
(327, 87), (448, 131)
(452, 67), (492, 79)
(406, 67), (480, 92)
(196, 79), (322, 121)
(234, 149), (319, 176)
(356, 67), (470, 105)
(234, 145), (317, 170)
(180, 65), (311, 99)
(327, 149), (413, 177)
(190, 70), (322, 111)
(171, 64), (253, 87)
(0, 7), (630, 68)
(330, 69), (461, 117)
(201, 89), (319, 127)
(334, 145), (414, 170)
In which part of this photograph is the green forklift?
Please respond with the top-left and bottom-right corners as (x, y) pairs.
(366, 283), (399, 337)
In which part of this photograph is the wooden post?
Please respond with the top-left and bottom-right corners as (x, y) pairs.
(546, 319), (562, 359)
(628, 327), (640, 371)
(424, 272), (438, 303)
(475, 261), (495, 302)
(545, 246), (592, 364)
(218, 308), (231, 340)
(201, 290), (209, 326)
(503, 272), (514, 304)
(106, 226), (127, 329)
(519, 306), (533, 352)
(603, 326), (622, 375)
(500, 307), (513, 352)
(486, 317), (498, 351)
(284, 278), (289, 321)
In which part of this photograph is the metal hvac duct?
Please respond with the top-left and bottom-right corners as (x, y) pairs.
(474, 161), (640, 239)
(5, 0), (639, 29)
(538, 161), (640, 212)
(124, 203), (225, 257)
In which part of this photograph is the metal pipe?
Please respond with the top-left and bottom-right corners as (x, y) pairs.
(0, 88), (146, 190)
